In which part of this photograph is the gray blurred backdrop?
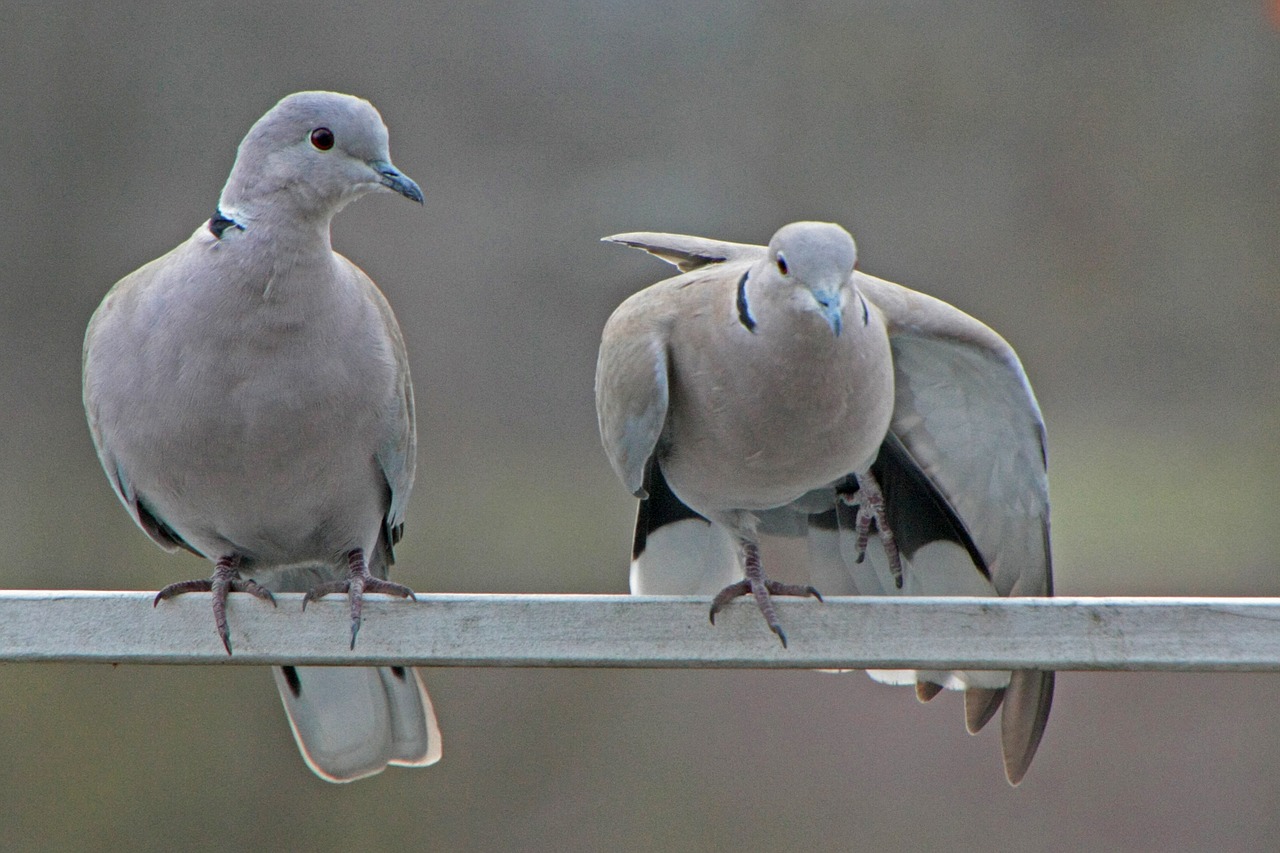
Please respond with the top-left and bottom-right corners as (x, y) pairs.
(2, 3), (1278, 851)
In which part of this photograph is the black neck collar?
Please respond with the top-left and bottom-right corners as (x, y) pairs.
(208, 208), (244, 239)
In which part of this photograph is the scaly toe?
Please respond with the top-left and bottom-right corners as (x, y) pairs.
(709, 580), (752, 624)
(301, 580), (351, 611)
(153, 578), (213, 605)
(361, 577), (417, 600)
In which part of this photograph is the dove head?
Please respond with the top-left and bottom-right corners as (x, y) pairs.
(219, 91), (422, 222)
(765, 221), (858, 336)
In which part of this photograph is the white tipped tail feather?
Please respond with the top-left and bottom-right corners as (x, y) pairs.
(274, 665), (441, 783)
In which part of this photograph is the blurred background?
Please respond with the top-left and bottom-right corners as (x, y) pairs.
(2, 2), (1278, 850)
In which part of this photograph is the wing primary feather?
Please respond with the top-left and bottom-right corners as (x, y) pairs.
(869, 432), (989, 579)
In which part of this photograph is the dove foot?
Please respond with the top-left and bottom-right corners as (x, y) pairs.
(840, 469), (904, 588)
(153, 555), (276, 655)
(302, 548), (416, 649)
(709, 539), (822, 648)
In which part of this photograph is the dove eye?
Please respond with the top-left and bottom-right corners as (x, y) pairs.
(310, 127), (335, 150)
(776, 254), (789, 275)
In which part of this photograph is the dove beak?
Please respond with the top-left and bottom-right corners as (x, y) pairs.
(812, 288), (844, 337)
(370, 160), (424, 204)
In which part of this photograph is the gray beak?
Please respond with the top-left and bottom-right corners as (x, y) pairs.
(370, 160), (424, 204)
(812, 289), (843, 337)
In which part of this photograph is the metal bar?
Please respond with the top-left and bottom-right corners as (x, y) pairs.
(2, 591), (1279, 669)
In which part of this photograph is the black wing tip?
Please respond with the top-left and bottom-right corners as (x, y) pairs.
(874, 432), (990, 579)
(281, 665), (302, 697)
(632, 459), (707, 561)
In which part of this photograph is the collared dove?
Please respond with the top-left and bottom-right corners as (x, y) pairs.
(82, 91), (441, 782)
(595, 221), (1053, 785)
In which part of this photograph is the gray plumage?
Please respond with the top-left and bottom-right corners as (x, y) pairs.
(595, 221), (1053, 785)
(83, 91), (440, 782)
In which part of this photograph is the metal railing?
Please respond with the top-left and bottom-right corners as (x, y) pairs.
(2, 591), (1278, 670)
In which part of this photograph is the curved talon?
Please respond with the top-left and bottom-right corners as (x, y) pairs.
(709, 580), (751, 625)
(708, 541), (824, 647)
(153, 578), (213, 606)
(762, 581), (822, 601)
(239, 579), (277, 608)
(302, 549), (417, 649)
(301, 581), (347, 611)
(152, 555), (274, 655)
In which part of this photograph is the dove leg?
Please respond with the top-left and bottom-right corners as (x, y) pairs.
(841, 469), (904, 588)
(153, 554), (277, 655)
(302, 548), (416, 649)
(709, 538), (822, 648)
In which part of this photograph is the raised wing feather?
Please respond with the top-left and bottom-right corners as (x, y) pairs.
(603, 231), (765, 273)
(857, 271), (1053, 785)
(856, 272), (1051, 599)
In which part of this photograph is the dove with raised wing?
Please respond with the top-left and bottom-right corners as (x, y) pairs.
(595, 221), (1053, 784)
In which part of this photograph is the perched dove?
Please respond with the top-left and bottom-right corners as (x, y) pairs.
(82, 91), (441, 782)
(595, 221), (1053, 785)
